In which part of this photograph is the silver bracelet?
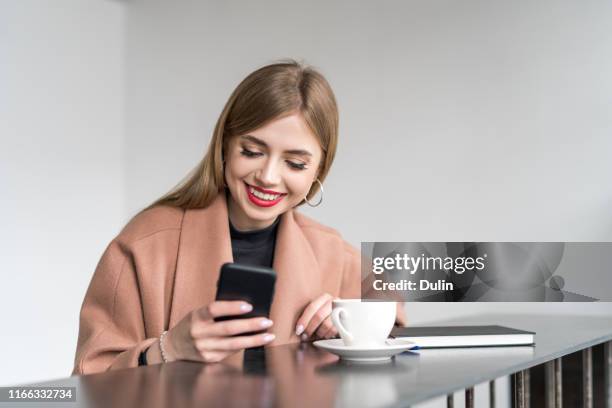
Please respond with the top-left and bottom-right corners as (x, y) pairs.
(159, 330), (169, 363)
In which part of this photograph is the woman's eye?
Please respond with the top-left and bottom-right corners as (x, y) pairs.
(287, 160), (307, 170)
(240, 149), (262, 158)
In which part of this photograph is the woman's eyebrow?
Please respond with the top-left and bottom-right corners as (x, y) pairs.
(240, 135), (313, 157)
(240, 135), (267, 148)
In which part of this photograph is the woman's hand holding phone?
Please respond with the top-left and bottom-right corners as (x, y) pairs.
(161, 300), (275, 363)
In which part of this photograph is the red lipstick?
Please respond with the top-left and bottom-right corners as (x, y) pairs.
(244, 182), (286, 208)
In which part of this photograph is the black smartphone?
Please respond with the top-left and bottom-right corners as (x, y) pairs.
(214, 262), (276, 322)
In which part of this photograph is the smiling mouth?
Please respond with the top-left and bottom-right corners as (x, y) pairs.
(244, 182), (286, 207)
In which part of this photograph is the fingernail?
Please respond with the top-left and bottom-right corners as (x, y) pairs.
(260, 319), (273, 328)
(240, 303), (252, 312)
(263, 334), (275, 342)
(295, 324), (304, 335)
(300, 333), (308, 341)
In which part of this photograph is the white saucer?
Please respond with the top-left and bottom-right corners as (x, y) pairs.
(313, 338), (416, 362)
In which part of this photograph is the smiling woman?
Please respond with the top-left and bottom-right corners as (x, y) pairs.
(149, 60), (338, 212)
(225, 114), (323, 230)
(72, 60), (406, 375)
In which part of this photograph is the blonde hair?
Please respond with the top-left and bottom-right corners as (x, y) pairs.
(149, 59), (339, 210)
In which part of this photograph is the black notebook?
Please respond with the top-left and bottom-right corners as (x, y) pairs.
(390, 325), (535, 348)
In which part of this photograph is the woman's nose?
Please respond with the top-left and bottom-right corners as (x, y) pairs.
(255, 159), (281, 186)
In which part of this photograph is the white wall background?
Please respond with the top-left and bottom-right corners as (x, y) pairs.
(1, 1), (611, 406)
(0, 0), (125, 386)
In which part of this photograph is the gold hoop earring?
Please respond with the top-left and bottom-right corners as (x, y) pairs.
(304, 179), (324, 207)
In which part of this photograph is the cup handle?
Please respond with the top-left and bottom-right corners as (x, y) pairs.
(331, 307), (353, 343)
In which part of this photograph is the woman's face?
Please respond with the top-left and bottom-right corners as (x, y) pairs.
(224, 113), (323, 231)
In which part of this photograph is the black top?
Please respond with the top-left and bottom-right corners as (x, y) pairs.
(229, 217), (280, 268)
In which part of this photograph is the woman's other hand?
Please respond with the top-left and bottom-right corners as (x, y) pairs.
(295, 293), (338, 341)
(159, 301), (275, 363)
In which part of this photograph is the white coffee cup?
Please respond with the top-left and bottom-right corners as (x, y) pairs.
(331, 299), (396, 347)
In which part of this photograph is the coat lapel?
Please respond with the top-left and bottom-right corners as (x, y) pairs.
(269, 210), (322, 344)
(170, 193), (322, 344)
(169, 194), (233, 327)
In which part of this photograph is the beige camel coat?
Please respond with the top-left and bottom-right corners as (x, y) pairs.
(73, 193), (406, 375)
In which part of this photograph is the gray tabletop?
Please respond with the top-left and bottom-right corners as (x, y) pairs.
(7, 314), (612, 408)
